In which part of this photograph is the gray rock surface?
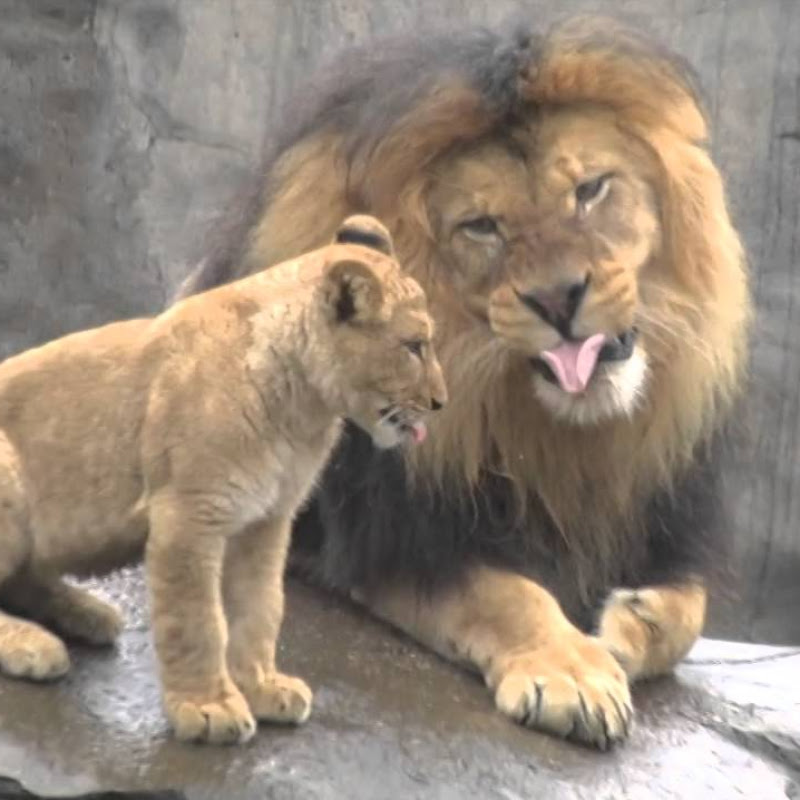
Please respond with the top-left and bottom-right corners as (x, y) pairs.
(0, 571), (796, 799)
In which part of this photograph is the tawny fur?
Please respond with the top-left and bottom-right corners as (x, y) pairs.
(360, 566), (633, 748)
(0, 216), (445, 744)
(179, 17), (751, 749)
(597, 582), (707, 680)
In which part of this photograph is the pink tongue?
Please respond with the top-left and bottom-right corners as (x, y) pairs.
(410, 420), (427, 444)
(540, 333), (607, 394)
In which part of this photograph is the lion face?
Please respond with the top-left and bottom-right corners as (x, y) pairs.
(318, 218), (448, 448)
(427, 106), (662, 425)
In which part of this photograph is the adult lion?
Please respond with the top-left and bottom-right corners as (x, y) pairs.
(179, 17), (750, 748)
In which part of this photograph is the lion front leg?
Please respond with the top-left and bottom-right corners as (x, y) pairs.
(596, 581), (707, 681)
(360, 565), (632, 749)
(224, 516), (312, 726)
(146, 495), (256, 745)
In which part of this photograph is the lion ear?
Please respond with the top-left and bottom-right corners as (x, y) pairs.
(322, 259), (384, 324)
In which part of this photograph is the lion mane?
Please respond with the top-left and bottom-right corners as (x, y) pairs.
(181, 17), (750, 626)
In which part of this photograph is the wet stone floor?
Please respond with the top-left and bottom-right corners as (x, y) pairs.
(0, 569), (797, 799)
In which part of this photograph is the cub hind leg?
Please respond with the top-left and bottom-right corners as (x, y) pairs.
(5, 574), (124, 646)
(0, 433), (70, 680)
(224, 517), (312, 725)
(0, 608), (70, 681)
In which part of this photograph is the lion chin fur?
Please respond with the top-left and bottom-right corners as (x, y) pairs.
(180, 16), (751, 620)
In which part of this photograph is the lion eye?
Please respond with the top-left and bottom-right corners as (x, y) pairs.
(459, 216), (500, 240)
(575, 174), (612, 208)
(404, 340), (424, 357)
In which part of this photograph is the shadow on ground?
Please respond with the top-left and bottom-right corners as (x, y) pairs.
(0, 570), (797, 799)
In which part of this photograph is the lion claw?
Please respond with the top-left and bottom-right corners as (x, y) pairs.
(492, 634), (633, 749)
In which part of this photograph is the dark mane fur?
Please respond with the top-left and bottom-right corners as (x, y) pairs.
(291, 424), (729, 630)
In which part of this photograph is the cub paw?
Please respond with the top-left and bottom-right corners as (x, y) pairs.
(490, 634), (632, 750)
(0, 626), (70, 681)
(164, 688), (256, 745)
(241, 672), (313, 724)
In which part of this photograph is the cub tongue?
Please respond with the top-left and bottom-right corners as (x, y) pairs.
(410, 420), (427, 445)
(540, 333), (607, 394)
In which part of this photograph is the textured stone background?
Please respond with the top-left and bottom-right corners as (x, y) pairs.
(1, 0), (799, 643)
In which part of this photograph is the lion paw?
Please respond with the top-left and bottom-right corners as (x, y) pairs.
(597, 585), (705, 681)
(491, 635), (632, 749)
(165, 688), (256, 745)
(241, 672), (313, 724)
(0, 625), (70, 681)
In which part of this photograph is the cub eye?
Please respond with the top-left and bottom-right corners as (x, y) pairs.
(404, 340), (424, 357)
(575, 173), (612, 208)
(459, 216), (500, 240)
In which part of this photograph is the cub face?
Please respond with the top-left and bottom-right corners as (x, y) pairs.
(320, 216), (447, 449)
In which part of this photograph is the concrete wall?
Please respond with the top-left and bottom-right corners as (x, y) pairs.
(1, 0), (798, 643)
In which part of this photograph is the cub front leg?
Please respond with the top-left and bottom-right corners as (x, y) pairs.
(146, 494), (256, 745)
(361, 565), (631, 750)
(224, 516), (312, 725)
(596, 581), (707, 680)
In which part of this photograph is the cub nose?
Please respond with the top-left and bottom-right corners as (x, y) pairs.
(430, 397), (444, 411)
(517, 275), (590, 336)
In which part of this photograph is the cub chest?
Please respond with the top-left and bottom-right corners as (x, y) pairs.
(247, 425), (339, 521)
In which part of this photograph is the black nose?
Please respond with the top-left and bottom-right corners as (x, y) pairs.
(516, 275), (590, 337)
(431, 398), (444, 411)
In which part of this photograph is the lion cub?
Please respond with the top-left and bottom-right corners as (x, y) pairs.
(0, 215), (446, 744)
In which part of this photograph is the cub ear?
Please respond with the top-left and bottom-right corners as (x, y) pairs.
(322, 259), (384, 324)
(334, 214), (395, 257)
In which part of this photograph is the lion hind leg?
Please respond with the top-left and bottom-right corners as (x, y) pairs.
(596, 582), (707, 681)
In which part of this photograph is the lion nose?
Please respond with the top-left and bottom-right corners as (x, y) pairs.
(431, 397), (444, 411)
(516, 275), (590, 335)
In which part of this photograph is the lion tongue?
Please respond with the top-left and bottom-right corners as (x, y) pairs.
(540, 333), (607, 394)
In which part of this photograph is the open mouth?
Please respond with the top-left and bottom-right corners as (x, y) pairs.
(378, 407), (428, 445)
(530, 329), (638, 394)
